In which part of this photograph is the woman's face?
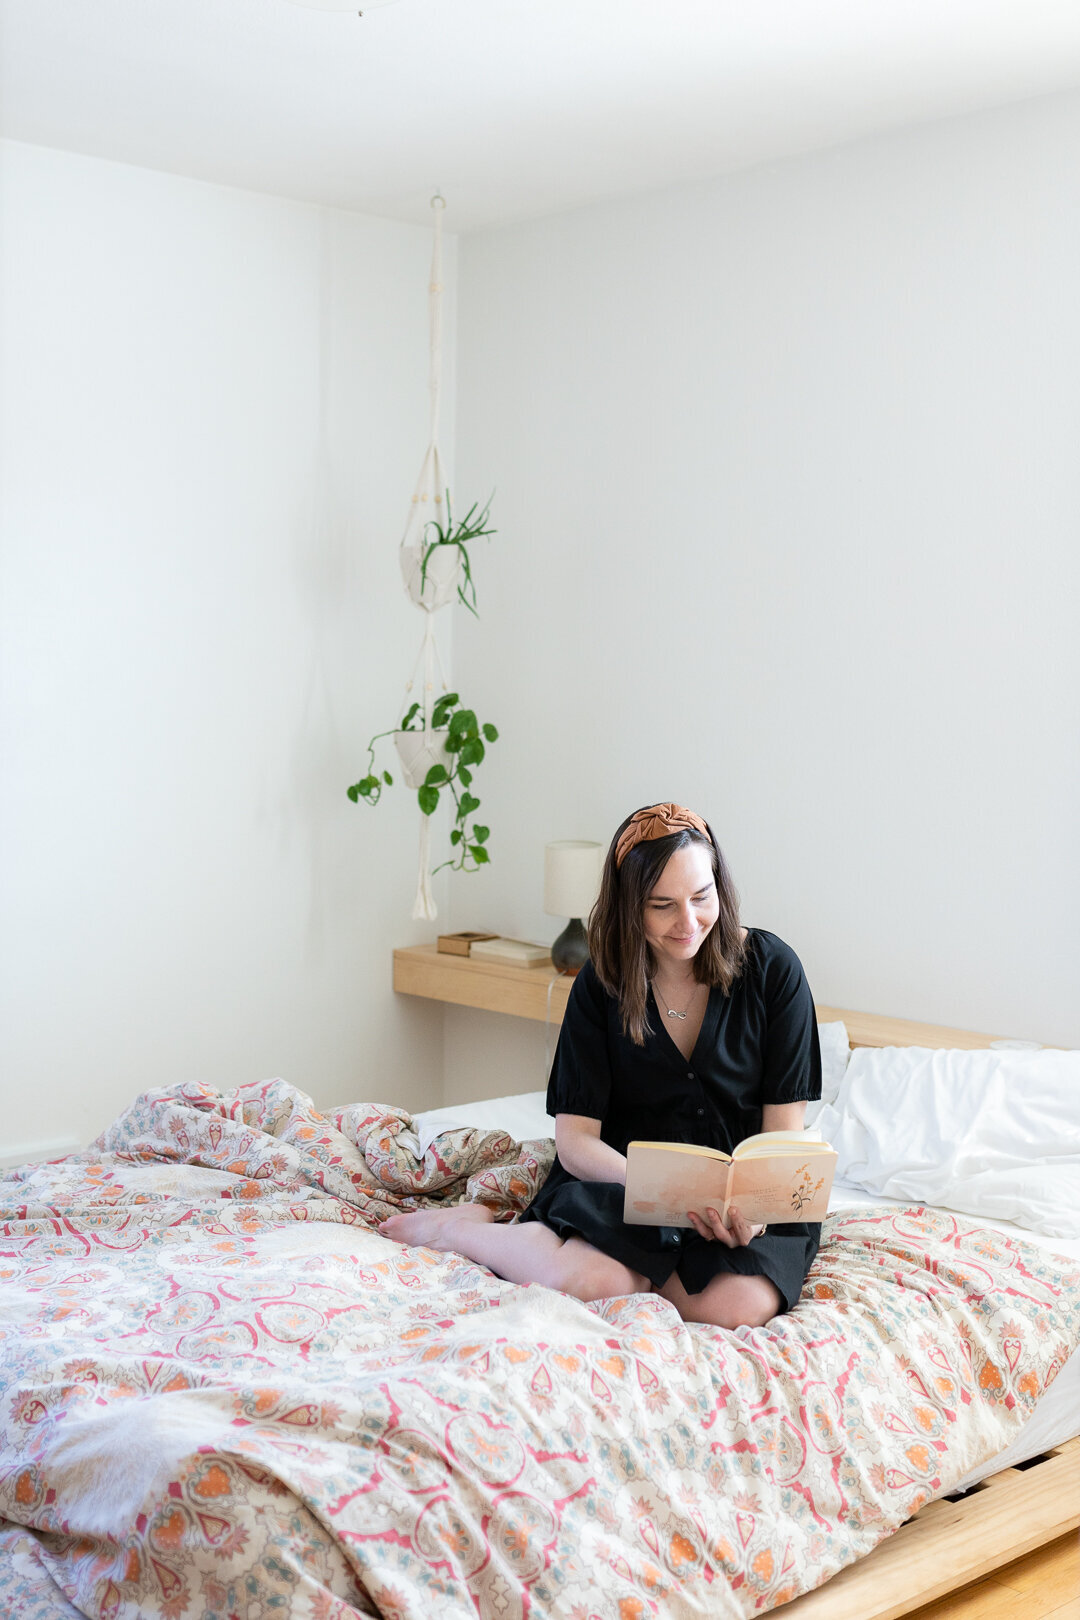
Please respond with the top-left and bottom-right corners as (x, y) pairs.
(643, 841), (720, 972)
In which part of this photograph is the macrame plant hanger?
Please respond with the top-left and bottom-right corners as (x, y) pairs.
(396, 193), (456, 921)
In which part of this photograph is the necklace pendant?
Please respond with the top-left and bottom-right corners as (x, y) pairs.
(666, 1008), (686, 1019)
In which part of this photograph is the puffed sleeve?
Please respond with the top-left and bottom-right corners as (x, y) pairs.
(545, 960), (613, 1120)
(760, 939), (822, 1105)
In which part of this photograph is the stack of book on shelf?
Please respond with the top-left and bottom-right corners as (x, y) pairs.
(436, 932), (497, 956)
(466, 938), (553, 968)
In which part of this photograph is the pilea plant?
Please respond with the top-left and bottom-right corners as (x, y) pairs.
(347, 691), (498, 874)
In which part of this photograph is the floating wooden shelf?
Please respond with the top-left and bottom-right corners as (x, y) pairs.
(393, 943), (574, 1024)
(394, 947), (1006, 1051)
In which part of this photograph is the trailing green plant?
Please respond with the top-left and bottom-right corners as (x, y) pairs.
(419, 490), (495, 616)
(347, 691), (498, 874)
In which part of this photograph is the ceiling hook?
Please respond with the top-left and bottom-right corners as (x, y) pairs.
(430, 192), (446, 211)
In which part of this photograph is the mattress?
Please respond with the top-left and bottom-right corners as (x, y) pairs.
(413, 1088), (1080, 1493)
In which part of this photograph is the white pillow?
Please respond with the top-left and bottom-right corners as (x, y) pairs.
(805, 1021), (850, 1126)
(412, 1091), (555, 1157)
(816, 1046), (1080, 1238)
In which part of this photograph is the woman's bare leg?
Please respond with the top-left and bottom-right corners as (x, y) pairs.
(659, 1268), (781, 1328)
(378, 1205), (649, 1301)
(380, 1208), (783, 1323)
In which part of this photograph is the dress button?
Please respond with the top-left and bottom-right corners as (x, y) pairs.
(671, 1232), (681, 1244)
(687, 1070), (695, 1079)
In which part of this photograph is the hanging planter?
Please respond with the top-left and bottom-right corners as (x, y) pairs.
(400, 535), (462, 612)
(400, 490), (495, 614)
(346, 193), (500, 920)
(348, 694), (498, 875)
(393, 725), (452, 788)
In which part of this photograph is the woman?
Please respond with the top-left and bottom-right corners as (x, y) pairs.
(380, 803), (822, 1328)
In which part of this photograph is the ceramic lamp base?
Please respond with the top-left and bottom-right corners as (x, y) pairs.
(551, 917), (589, 975)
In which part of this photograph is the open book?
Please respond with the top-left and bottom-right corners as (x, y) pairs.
(623, 1131), (837, 1228)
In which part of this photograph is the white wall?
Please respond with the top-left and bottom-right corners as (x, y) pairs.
(0, 141), (455, 1160)
(447, 89), (1080, 1099)
(5, 89), (1080, 1145)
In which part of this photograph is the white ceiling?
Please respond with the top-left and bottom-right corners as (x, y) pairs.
(3, 0), (1080, 232)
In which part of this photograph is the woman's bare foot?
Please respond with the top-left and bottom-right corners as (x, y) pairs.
(378, 1201), (496, 1250)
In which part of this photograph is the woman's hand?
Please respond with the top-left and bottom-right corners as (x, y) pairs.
(687, 1204), (765, 1247)
(686, 1103), (804, 1243)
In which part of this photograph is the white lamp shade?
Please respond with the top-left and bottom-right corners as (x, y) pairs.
(284, 1), (398, 9)
(544, 841), (603, 919)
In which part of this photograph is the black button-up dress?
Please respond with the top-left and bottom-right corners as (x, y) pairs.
(518, 928), (823, 1312)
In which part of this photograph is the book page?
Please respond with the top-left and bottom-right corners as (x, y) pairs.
(623, 1144), (732, 1228)
(723, 1152), (835, 1225)
(732, 1129), (825, 1158)
(626, 1139), (732, 1163)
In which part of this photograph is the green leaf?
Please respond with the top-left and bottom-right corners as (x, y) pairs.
(417, 784), (440, 816)
(383, 771), (393, 786)
(457, 764), (473, 787)
(448, 708), (471, 737)
(473, 825), (489, 843)
(460, 793), (480, 816)
(459, 738), (484, 767)
(349, 775), (382, 803)
(424, 764), (449, 786)
(400, 701), (421, 730)
(469, 845), (490, 864)
(449, 828), (462, 845)
(482, 723), (498, 742)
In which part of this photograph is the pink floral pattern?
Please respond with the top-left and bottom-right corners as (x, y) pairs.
(1, 1078), (1078, 1618)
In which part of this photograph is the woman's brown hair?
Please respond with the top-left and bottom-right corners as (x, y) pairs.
(588, 809), (745, 1045)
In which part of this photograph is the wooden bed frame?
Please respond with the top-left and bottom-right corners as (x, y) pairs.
(393, 955), (1078, 1614)
(782, 1437), (1080, 1617)
(780, 1006), (1080, 1617)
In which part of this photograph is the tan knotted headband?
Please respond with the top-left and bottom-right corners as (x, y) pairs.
(614, 803), (710, 868)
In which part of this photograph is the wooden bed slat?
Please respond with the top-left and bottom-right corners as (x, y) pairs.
(812, 1005), (1007, 1051)
(778, 1437), (1080, 1617)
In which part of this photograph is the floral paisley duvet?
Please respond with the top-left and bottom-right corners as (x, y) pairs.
(2, 1079), (1079, 1620)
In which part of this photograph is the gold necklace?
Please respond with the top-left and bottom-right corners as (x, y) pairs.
(652, 978), (699, 1020)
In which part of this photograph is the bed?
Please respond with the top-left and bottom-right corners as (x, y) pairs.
(1, 1007), (1078, 1619)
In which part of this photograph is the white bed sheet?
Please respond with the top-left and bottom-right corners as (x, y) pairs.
(413, 1089), (1080, 1493)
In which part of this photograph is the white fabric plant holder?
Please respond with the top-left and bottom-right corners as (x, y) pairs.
(393, 726), (451, 790)
(400, 618), (450, 919)
(399, 496), (462, 609)
(399, 199), (454, 608)
(397, 197), (454, 920)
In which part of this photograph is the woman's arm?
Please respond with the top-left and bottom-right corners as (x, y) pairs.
(554, 1114), (629, 1185)
(761, 1100), (807, 1134)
